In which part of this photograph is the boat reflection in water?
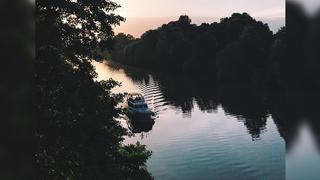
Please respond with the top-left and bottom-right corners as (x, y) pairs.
(127, 117), (155, 134)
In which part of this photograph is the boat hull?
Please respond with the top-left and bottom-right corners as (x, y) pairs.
(126, 108), (152, 120)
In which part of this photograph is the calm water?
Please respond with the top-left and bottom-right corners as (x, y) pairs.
(286, 124), (320, 180)
(93, 61), (287, 179)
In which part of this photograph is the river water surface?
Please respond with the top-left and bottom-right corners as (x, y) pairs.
(93, 61), (286, 179)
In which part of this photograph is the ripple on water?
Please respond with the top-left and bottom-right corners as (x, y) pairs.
(135, 79), (170, 117)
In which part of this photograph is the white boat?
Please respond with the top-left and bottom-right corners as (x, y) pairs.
(126, 93), (153, 119)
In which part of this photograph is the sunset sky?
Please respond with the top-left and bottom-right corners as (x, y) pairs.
(113, 0), (285, 37)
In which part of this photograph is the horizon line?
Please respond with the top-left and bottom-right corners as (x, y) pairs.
(121, 15), (285, 19)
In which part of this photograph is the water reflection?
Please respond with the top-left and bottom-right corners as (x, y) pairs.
(96, 61), (320, 150)
(94, 61), (285, 179)
(286, 123), (320, 180)
(106, 62), (273, 140)
(218, 87), (269, 140)
(94, 61), (320, 179)
(269, 93), (320, 151)
(127, 118), (155, 133)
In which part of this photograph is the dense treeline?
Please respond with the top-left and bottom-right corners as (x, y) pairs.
(111, 13), (273, 84)
(110, 4), (320, 91)
(36, 0), (152, 179)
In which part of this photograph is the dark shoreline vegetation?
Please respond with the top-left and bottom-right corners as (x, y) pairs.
(109, 4), (320, 92)
(36, 1), (153, 179)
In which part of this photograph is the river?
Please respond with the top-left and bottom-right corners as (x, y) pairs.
(93, 61), (318, 180)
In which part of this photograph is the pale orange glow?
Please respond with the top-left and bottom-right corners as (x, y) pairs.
(113, 0), (284, 18)
(113, 0), (285, 37)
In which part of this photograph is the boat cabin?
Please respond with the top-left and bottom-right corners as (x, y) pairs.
(127, 93), (149, 109)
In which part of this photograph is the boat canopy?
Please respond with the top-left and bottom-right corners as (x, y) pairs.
(128, 93), (145, 103)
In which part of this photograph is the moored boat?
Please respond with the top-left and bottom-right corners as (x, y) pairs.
(126, 93), (154, 120)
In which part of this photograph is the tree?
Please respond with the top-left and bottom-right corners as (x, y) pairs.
(112, 33), (136, 62)
(178, 15), (192, 26)
(36, 0), (152, 179)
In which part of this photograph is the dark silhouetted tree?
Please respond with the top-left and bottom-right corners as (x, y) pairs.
(36, 0), (152, 179)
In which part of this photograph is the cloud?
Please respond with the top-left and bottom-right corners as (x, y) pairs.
(252, 7), (285, 18)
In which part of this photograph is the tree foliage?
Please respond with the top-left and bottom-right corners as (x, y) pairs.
(36, 0), (152, 179)
(111, 13), (273, 84)
(110, 9), (320, 91)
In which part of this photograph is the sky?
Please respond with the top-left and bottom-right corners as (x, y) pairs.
(113, 0), (285, 37)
